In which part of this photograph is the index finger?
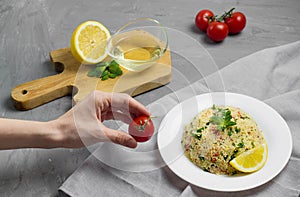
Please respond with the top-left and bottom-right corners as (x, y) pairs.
(128, 96), (151, 117)
(111, 93), (150, 117)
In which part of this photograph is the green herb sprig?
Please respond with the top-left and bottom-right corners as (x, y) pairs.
(210, 109), (236, 131)
(87, 60), (123, 80)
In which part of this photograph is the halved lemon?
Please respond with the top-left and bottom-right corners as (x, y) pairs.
(70, 21), (110, 64)
(230, 143), (268, 173)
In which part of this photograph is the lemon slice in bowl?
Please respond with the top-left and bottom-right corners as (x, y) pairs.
(124, 48), (152, 60)
(230, 144), (268, 173)
(70, 21), (110, 64)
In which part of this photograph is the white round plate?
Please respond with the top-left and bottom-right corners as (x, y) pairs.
(157, 92), (292, 192)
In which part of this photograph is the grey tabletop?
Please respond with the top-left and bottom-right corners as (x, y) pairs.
(0, 0), (299, 196)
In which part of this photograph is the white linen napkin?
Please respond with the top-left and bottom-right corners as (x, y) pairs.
(59, 41), (300, 197)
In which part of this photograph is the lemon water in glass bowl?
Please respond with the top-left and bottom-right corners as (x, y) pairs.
(106, 18), (168, 72)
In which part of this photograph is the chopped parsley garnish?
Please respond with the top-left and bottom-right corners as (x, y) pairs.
(241, 116), (250, 119)
(198, 155), (205, 161)
(237, 141), (245, 148)
(212, 104), (216, 110)
(193, 127), (204, 140)
(227, 128), (233, 136)
(230, 154), (236, 161)
(230, 149), (239, 161)
(235, 127), (241, 133)
(197, 127), (204, 133)
(193, 133), (202, 140)
(223, 155), (229, 161)
(251, 141), (255, 148)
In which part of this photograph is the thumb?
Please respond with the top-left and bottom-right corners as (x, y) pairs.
(102, 126), (137, 148)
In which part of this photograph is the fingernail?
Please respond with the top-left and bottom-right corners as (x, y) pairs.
(126, 138), (137, 148)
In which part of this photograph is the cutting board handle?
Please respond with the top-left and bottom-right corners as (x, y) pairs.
(10, 47), (171, 110)
(11, 73), (73, 110)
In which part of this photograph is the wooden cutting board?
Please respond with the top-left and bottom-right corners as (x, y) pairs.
(11, 48), (172, 110)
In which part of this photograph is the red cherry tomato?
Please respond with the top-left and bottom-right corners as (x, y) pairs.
(129, 116), (154, 142)
(224, 12), (246, 34)
(195, 9), (214, 32)
(206, 21), (229, 42)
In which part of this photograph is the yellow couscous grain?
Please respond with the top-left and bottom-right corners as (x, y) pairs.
(181, 105), (266, 175)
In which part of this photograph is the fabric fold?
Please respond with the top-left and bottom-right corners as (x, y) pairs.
(60, 41), (300, 197)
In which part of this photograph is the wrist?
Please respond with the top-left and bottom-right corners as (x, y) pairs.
(46, 120), (65, 148)
(48, 117), (84, 149)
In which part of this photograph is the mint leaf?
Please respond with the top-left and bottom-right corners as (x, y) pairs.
(108, 73), (116, 79)
(116, 68), (123, 76)
(110, 60), (119, 67)
(96, 62), (109, 67)
(87, 70), (97, 77)
(87, 60), (123, 80)
(101, 75), (109, 80)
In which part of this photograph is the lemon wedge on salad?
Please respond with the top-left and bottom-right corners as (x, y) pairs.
(230, 143), (268, 173)
(70, 21), (110, 64)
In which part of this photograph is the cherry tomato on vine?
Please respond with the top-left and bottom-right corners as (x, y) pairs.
(206, 21), (229, 42)
(224, 12), (246, 34)
(129, 116), (154, 142)
(195, 9), (214, 32)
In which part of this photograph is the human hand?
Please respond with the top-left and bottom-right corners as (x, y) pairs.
(51, 91), (150, 148)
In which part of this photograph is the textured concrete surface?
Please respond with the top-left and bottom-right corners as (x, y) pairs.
(0, 0), (299, 196)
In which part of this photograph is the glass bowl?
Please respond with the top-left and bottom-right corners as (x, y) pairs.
(106, 18), (168, 72)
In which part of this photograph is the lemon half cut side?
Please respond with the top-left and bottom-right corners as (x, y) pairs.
(230, 143), (268, 173)
(70, 21), (110, 64)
